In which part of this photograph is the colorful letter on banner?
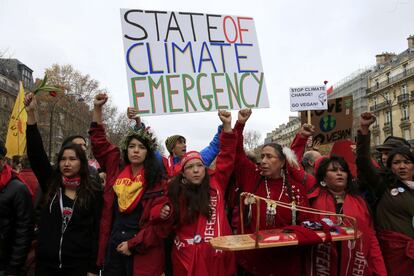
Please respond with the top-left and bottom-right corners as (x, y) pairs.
(5, 82), (27, 158)
(120, 9), (269, 116)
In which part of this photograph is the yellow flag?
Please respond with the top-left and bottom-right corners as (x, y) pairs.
(5, 82), (27, 158)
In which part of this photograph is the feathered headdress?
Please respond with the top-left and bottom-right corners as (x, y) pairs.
(282, 147), (299, 169)
(120, 127), (157, 152)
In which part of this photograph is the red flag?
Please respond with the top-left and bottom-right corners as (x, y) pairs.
(327, 86), (333, 95)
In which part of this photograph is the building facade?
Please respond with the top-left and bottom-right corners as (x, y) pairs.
(366, 36), (414, 147)
(0, 59), (34, 142)
(0, 58), (91, 159)
(328, 67), (373, 139)
(264, 116), (301, 147)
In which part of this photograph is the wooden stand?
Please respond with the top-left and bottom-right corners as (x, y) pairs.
(210, 193), (360, 251)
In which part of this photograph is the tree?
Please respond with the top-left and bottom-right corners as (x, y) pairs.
(40, 64), (117, 156)
(45, 64), (104, 105)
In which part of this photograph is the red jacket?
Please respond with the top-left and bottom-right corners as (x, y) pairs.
(170, 131), (237, 276)
(89, 123), (170, 276)
(378, 230), (414, 276)
(309, 189), (387, 276)
(234, 122), (310, 276)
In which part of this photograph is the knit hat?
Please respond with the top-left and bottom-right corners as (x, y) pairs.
(376, 136), (411, 152)
(165, 135), (185, 154)
(181, 151), (203, 170)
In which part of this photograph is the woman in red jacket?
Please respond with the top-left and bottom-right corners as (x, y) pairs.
(90, 93), (169, 276)
(234, 109), (310, 276)
(307, 155), (386, 276)
(357, 112), (414, 276)
(166, 110), (236, 276)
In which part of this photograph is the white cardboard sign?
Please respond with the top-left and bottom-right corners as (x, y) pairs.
(289, 85), (327, 112)
(120, 9), (269, 116)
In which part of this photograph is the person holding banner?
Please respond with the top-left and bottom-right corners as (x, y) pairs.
(357, 112), (414, 276)
(90, 93), (170, 276)
(24, 93), (102, 276)
(163, 110), (236, 276)
(127, 107), (222, 178)
(233, 109), (309, 276)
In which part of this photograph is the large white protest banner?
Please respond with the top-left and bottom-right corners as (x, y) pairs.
(289, 85), (327, 112)
(120, 9), (269, 116)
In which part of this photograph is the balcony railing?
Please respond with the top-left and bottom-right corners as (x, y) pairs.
(370, 67), (414, 93)
(0, 81), (18, 95)
(369, 101), (389, 111)
(398, 93), (410, 103)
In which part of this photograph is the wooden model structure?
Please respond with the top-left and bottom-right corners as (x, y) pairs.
(210, 192), (361, 251)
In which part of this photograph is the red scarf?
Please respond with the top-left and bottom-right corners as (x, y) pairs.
(62, 176), (81, 189)
(0, 163), (13, 191)
(113, 164), (145, 213)
(0, 164), (34, 198)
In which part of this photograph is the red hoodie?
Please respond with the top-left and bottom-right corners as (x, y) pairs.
(170, 131), (237, 276)
(308, 189), (387, 276)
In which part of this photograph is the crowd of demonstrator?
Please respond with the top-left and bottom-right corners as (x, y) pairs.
(1, 92), (413, 276)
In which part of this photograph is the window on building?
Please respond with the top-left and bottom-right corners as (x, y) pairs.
(373, 97), (377, 106)
(385, 110), (391, 124)
(401, 84), (408, 95)
(386, 72), (390, 84)
(375, 135), (380, 146)
(384, 92), (390, 101)
(402, 105), (409, 119)
(375, 79), (379, 89)
(403, 63), (407, 75)
(374, 116), (379, 127)
(404, 129), (411, 140)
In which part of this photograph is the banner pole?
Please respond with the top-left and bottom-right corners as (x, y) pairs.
(307, 110), (311, 124)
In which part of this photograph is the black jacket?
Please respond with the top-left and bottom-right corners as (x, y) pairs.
(0, 176), (34, 275)
(26, 124), (103, 274)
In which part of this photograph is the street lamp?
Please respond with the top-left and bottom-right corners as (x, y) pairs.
(48, 93), (84, 158)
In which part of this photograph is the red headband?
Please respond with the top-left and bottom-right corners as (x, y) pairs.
(181, 151), (203, 170)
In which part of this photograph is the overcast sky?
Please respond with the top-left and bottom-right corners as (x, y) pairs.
(1, 0), (413, 151)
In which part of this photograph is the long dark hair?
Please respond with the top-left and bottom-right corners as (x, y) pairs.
(122, 135), (162, 190)
(46, 143), (98, 209)
(168, 173), (211, 225)
(316, 155), (358, 195)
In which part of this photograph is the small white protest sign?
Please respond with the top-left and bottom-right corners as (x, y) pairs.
(289, 85), (327, 112)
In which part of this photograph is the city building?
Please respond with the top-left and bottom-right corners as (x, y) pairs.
(264, 116), (301, 147)
(328, 67), (373, 139)
(0, 58), (91, 158)
(0, 59), (34, 141)
(366, 36), (414, 147)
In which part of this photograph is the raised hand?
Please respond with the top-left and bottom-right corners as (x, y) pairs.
(311, 139), (321, 152)
(218, 110), (232, 133)
(93, 93), (108, 108)
(238, 108), (252, 124)
(299, 123), (315, 138)
(24, 92), (37, 113)
(359, 112), (376, 134)
(127, 107), (138, 119)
